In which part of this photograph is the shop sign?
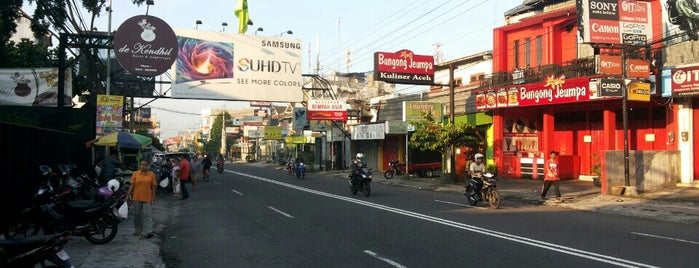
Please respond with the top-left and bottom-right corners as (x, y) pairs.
(599, 78), (624, 97)
(374, 49), (434, 85)
(351, 123), (385, 140)
(598, 55), (622, 76)
(225, 126), (240, 134)
(264, 126), (282, 140)
(626, 59), (650, 79)
(244, 126), (263, 138)
(113, 15), (178, 77)
(476, 76), (590, 109)
(578, 0), (653, 45)
(307, 99), (348, 121)
(284, 135), (307, 144)
(403, 101), (442, 122)
(627, 81), (650, 101)
(385, 120), (414, 134)
(310, 120), (331, 131)
(671, 65), (699, 97)
(249, 101), (271, 107)
(242, 115), (263, 126)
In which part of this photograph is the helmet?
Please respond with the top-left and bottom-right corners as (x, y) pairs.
(107, 179), (120, 192)
(39, 165), (53, 176)
(96, 186), (113, 201)
(356, 153), (364, 159)
(474, 153), (484, 161)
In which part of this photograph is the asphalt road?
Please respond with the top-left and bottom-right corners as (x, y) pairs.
(160, 164), (699, 267)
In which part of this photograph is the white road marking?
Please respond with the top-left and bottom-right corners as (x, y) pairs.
(631, 232), (699, 245)
(213, 181), (221, 185)
(268, 206), (295, 219)
(231, 189), (244, 196)
(435, 199), (487, 209)
(364, 250), (407, 268)
(229, 170), (658, 268)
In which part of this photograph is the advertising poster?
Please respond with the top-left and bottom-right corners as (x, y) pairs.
(171, 29), (303, 102)
(578, 0), (654, 45)
(0, 68), (72, 107)
(96, 95), (124, 137)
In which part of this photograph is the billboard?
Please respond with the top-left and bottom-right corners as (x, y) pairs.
(662, 0), (699, 42)
(578, 0), (654, 45)
(374, 49), (434, 85)
(0, 68), (72, 107)
(171, 29), (303, 102)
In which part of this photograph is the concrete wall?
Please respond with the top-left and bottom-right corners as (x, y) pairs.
(605, 150), (680, 192)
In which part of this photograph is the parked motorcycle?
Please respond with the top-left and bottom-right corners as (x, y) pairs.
(0, 232), (73, 267)
(296, 162), (306, 179)
(4, 166), (127, 244)
(156, 162), (174, 194)
(383, 159), (405, 179)
(349, 166), (372, 197)
(464, 173), (501, 208)
(217, 160), (225, 174)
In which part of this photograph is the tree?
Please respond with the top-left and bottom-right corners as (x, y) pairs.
(409, 112), (485, 155)
(135, 129), (164, 151)
(204, 112), (234, 155)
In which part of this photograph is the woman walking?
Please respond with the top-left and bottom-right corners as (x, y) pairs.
(127, 159), (157, 238)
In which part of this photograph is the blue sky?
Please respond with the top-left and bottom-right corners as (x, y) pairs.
(26, 0), (522, 139)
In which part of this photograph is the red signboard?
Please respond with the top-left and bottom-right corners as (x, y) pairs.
(476, 76), (591, 109)
(671, 65), (699, 97)
(307, 110), (348, 121)
(626, 59), (650, 78)
(374, 49), (434, 85)
(599, 55), (622, 76)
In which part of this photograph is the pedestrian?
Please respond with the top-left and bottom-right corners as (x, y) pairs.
(101, 149), (121, 183)
(126, 159), (156, 238)
(171, 158), (181, 198)
(177, 155), (191, 200)
(541, 151), (561, 202)
(191, 156), (202, 190)
(201, 155), (212, 181)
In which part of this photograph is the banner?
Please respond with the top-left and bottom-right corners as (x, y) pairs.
(96, 95), (124, 137)
(351, 123), (385, 140)
(234, 0), (249, 34)
(171, 29), (302, 102)
(0, 68), (72, 107)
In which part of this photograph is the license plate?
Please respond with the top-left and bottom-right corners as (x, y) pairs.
(56, 250), (70, 261)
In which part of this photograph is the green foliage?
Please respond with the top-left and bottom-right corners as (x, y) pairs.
(135, 129), (165, 151)
(591, 153), (601, 176)
(204, 112), (234, 155)
(409, 112), (484, 154)
(486, 164), (498, 175)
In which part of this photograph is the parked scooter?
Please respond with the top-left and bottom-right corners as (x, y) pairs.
(464, 173), (501, 208)
(4, 166), (127, 244)
(383, 159), (405, 179)
(0, 232), (73, 268)
(349, 166), (372, 197)
(296, 162), (306, 179)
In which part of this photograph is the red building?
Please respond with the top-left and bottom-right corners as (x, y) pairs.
(481, 0), (672, 193)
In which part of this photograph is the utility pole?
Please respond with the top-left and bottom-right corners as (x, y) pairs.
(221, 106), (227, 158)
(449, 64), (456, 183)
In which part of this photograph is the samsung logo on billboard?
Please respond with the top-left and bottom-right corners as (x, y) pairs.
(261, 40), (301, 50)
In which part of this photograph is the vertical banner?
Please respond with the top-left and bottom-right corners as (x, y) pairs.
(96, 95), (124, 137)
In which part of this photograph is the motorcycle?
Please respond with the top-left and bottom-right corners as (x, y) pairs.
(0, 232), (73, 268)
(464, 173), (501, 208)
(349, 166), (372, 197)
(383, 159), (405, 179)
(286, 162), (294, 175)
(156, 162), (174, 194)
(4, 166), (127, 244)
(296, 162), (306, 179)
(217, 160), (225, 174)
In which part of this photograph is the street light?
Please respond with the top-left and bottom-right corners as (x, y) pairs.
(195, 20), (202, 30)
(221, 22), (228, 32)
(255, 27), (264, 35)
(280, 30), (293, 36)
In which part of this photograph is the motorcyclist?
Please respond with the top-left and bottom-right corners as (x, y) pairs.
(469, 153), (486, 198)
(350, 153), (366, 184)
